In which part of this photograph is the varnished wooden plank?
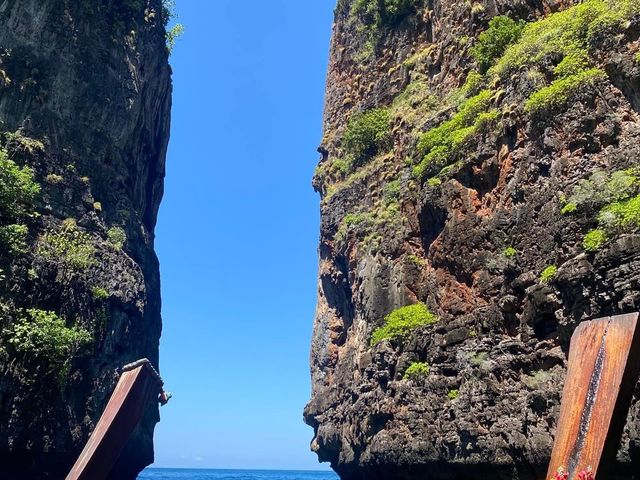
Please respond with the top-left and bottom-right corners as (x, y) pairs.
(547, 313), (640, 480)
(66, 361), (164, 480)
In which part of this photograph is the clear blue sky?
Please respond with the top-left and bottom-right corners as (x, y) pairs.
(152, 0), (334, 471)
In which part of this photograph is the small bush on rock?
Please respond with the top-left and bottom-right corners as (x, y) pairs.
(540, 265), (558, 283)
(343, 108), (392, 171)
(371, 302), (437, 345)
(352, 0), (423, 28)
(583, 229), (608, 251)
(107, 226), (127, 250)
(403, 362), (430, 380)
(471, 16), (525, 72)
(525, 68), (605, 115)
(0, 148), (40, 219)
(0, 224), (28, 255)
(38, 222), (96, 270)
(413, 90), (497, 178)
(2, 309), (92, 382)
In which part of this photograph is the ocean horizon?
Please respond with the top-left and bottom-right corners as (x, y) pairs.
(138, 468), (339, 480)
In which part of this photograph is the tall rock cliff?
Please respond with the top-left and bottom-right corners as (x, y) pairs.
(0, 1), (171, 478)
(305, 0), (640, 478)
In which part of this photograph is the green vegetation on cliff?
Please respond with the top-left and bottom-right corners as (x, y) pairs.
(470, 16), (525, 73)
(0, 148), (40, 218)
(413, 90), (498, 179)
(403, 361), (430, 380)
(351, 0), (423, 28)
(0, 147), (39, 257)
(371, 302), (437, 345)
(2, 308), (91, 383)
(343, 108), (392, 172)
(38, 222), (96, 271)
(540, 265), (558, 283)
(562, 169), (640, 251)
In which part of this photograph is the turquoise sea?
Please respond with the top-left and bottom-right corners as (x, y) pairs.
(138, 469), (339, 480)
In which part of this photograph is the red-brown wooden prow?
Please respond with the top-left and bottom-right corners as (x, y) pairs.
(547, 313), (640, 480)
(66, 359), (168, 480)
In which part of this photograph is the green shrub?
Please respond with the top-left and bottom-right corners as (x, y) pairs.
(403, 361), (430, 380)
(0, 148), (40, 218)
(525, 68), (605, 115)
(166, 24), (185, 53)
(162, 0), (184, 53)
(0, 224), (28, 255)
(352, 0), (423, 28)
(3, 309), (91, 377)
(462, 71), (484, 96)
(448, 389), (459, 400)
(384, 180), (401, 204)
(91, 287), (109, 300)
(38, 223), (96, 270)
(491, 0), (633, 80)
(427, 177), (442, 187)
(487, 0), (638, 119)
(335, 212), (376, 247)
(45, 173), (64, 185)
(413, 90), (496, 178)
(470, 351), (488, 366)
(107, 226), (127, 250)
(598, 195), (640, 230)
(4, 131), (45, 155)
(561, 202), (577, 214)
(583, 228), (607, 251)
(503, 246), (517, 257)
(523, 370), (552, 389)
(371, 302), (437, 345)
(540, 265), (558, 283)
(406, 254), (426, 266)
(565, 169), (640, 251)
(343, 108), (392, 170)
(471, 16), (525, 72)
(568, 169), (638, 209)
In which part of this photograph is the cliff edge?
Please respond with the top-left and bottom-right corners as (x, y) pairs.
(305, 0), (640, 478)
(0, 1), (171, 478)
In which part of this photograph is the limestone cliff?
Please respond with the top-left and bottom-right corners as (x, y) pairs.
(305, 0), (640, 478)
(0, 1), (171, 478)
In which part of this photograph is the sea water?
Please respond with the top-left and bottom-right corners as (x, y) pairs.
(138, 468), (339, 480)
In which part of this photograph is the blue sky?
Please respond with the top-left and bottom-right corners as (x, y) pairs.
(152, 0), (334, 471)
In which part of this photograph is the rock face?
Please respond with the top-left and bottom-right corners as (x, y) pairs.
(305, 0), (640, 479)
(0, 1), (171, 479)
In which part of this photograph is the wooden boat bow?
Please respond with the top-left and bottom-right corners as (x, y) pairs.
(66, 359), (170, 480)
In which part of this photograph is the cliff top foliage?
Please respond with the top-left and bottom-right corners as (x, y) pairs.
(371, 302), (437, 345)
(162, 0), (184, 53)
(344, 0), (423, 28)
(490, 0), (639, 79)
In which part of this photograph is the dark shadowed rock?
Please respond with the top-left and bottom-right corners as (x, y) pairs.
(0, 1), (171, 478)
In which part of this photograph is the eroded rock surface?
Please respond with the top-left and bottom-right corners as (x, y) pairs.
(306, 1), (640, 478)
(0, 1), (171, 478)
